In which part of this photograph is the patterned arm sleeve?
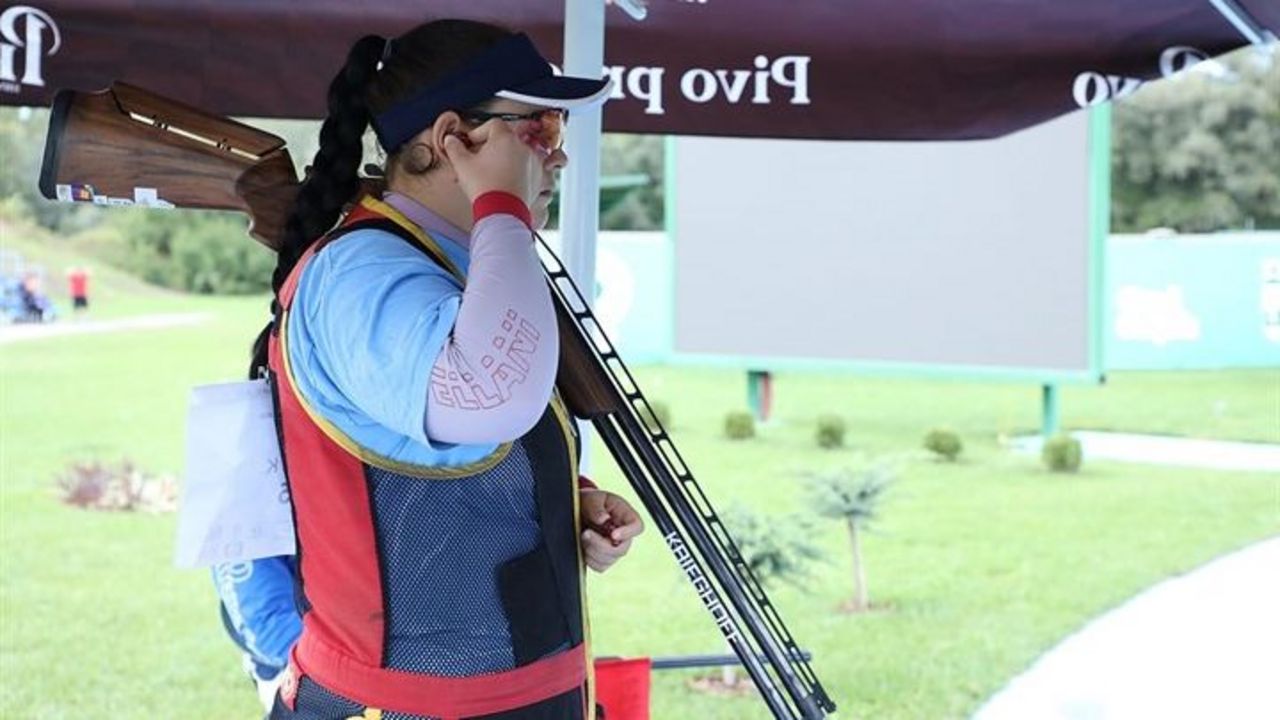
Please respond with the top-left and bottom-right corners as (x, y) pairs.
(423, 192), (559, 445)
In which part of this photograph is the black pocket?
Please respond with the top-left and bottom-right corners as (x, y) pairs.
(269, 676), (364, 720)
(498, 542), (572, 666)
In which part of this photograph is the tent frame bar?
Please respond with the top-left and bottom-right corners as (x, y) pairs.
(1206, 0), (1279, 46)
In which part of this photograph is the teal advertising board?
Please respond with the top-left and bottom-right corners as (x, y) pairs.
(590, 230), (1279, 373)
(1106, 232), (1280, 370)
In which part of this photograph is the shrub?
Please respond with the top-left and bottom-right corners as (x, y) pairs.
(105, 207), (274, 294)
(0, 195), (33, 224)
(816, 415), (847, 449)
(723, 411), (756, 440)
(716, 504), (822, 684)
(722, 504), (824, 590)
(640, 401), (671, 433)
(1042, 433), (1083, 473)
(56, 459), (177, 513)
(923, 428), (963, 461)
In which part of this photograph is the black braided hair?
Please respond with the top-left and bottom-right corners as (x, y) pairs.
(271, 34), (384, 296)
(250, 19), (514, 378)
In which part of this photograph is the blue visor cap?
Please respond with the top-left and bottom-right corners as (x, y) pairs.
(372, 33), (612, 153)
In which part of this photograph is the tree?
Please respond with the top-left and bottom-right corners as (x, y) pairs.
(0, 107), (103, 232)
(1112, 47), (1280, 232)
(105, 206), (274, 294)
(805, 462), (895, 613)
(0, 108), (309, 294)
(598, 133), (664, 230)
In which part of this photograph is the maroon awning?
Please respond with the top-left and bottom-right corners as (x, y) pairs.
(2, 1), (1276, 140)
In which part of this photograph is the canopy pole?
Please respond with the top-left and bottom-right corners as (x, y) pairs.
(1206, 0), (1278, 46)
(560, 0), (605, 305)
(562, 0), (607, 470)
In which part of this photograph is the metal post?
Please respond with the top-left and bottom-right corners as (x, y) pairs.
(1041, 383), (1061, 438)
(1206, 0), (1279, 46)
(747, 370), (773, 423)
(562, 0), (607, 470)
(747, 371), (761, 420)
(561, 0), (605, 293)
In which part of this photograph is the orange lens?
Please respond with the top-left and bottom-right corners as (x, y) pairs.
(519, 109), (565, 154)
(537, 109), (565, 150)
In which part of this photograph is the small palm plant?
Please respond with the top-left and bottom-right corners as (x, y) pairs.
(805, 462), (895, 613)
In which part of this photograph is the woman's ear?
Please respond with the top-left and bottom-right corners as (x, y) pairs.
(429, 112), (466, 172)
(400, 112), (457, 176)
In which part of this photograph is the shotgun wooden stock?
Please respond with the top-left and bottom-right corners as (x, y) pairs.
(38, 83), (835, 720)
(38, 83), (296, 247)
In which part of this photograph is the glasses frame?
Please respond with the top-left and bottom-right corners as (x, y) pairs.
(457, 107), (569, 151)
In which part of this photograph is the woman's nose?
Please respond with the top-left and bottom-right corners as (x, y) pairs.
(544, 148), (568, 171)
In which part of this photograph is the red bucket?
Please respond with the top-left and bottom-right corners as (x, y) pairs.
(594, 657), (652, 720)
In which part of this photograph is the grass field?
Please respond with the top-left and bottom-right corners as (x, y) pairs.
(2, 222), (1278, 719)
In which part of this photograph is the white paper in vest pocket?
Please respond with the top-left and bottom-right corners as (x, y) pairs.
(174, 379), (295, 568)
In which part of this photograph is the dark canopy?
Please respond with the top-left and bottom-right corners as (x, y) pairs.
(1, 1), (1275, 139)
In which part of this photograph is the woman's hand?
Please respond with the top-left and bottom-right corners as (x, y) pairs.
(579, 489), (644, 573)
(442, 119), (542, 205)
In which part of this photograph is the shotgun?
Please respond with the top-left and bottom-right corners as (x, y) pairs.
(38, 82), (836, 720)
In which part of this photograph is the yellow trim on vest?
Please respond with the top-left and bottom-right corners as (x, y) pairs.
(284, 198), (589, 710)
(552, 392), (596, 719)
(274, 196), (521, 479)
(278, 304), (513, 480)
(357, 195), (466, 282)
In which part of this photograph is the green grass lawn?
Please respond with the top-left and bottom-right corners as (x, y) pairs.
(1, 260), (1277, 717)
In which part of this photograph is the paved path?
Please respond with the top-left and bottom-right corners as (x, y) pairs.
(974, 537), (1280, 720)
(0, 313), (211, 345)
(1013, 431), (1280, 472)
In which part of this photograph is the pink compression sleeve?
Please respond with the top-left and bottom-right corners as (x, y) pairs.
(423, 198), (559, 445)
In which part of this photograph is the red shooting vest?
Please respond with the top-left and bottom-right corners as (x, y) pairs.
(268, 196), (594, 720)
